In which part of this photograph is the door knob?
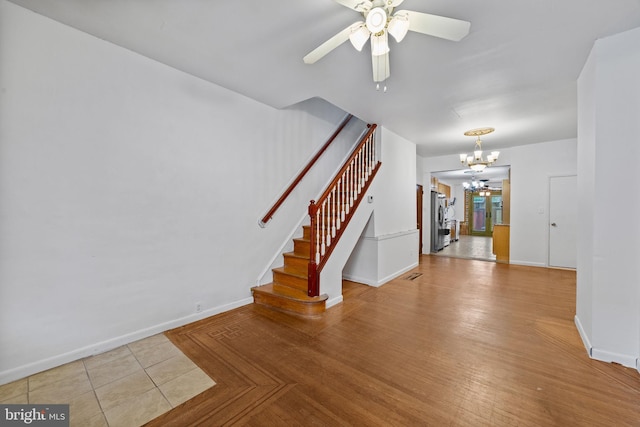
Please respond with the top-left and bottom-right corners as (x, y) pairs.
(551, 223), (557, 227)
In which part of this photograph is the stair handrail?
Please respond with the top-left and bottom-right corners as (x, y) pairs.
(307, 124), (381, 297)
(259, 113), (354, 227)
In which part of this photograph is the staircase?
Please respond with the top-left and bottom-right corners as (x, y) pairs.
(252, 124), (380, 317)
(252, 224), (328, 316)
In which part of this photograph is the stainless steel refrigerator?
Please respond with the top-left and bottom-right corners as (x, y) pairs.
(430, 191), (448, 252)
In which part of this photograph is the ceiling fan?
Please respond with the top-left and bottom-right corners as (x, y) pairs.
(303, 0), (471, 86)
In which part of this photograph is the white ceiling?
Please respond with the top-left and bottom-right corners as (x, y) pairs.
(9, 0), (640, 157)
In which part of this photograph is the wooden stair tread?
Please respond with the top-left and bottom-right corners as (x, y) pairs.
(283, 251), (309, 260)
(252, 283), (327, 302)
(272, 266), (305, 279)
(252, 283), (328, 316)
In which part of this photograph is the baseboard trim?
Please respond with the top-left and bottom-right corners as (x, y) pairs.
(591, 348), (638, 369)
(574, 315), (592, 357)
(377, 262), (419, 285)
(509, 260), (547, 268)
(574, 315), (637, 369)
(342, 273), (377, 287)
(326, 295), (344, 309)
(0, 296), (253, 386)
(343, 262), (419, 288)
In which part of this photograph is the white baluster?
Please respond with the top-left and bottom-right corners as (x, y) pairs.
(367, 138), (372, 175)
(364, 141), (369, 179)
(354, 158), (358, 199)
(350, 163), (355, 207)
(358, 153), (362, 193)
(371, 135), (378, 167)
(371, 134), (375, 170)
(315, 211), (320, 264)
(337, 178), (342, 228)
(355, 152), (359, 194)
(331, 188), (336, 238)
(366, 137), (370, 174)
(371, 136), (374, 171)
(340, 176), (345, 222)
(321, 202), (326, 256)
(367, 140), (373, 175)
(345, 167), (351, 214)
(326, 196), (331, 247)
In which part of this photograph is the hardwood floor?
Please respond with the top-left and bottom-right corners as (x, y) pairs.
(147, 255), (640, 426)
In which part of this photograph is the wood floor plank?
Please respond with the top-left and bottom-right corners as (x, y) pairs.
(146, 256), (640, 426)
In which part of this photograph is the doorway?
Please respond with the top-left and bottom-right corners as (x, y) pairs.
(430, 166), (510, 263)
(416, 184), (423, 254)
(549, 175), (577, 268)
(469, 192), (502, 237)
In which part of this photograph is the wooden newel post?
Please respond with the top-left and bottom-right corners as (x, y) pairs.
(308, 262), (319, 297)
(308, 200), (319, 297)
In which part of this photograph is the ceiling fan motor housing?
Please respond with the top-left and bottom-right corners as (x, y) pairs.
(365, 7), (387, 33)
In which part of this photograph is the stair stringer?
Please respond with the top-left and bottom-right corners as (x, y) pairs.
(319, 186), (376, 308)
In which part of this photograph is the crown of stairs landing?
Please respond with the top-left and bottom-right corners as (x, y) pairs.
(252, 225), (328, 316)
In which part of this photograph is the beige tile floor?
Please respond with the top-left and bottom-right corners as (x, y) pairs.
(432, 235), (497, 261)
(0, 333), (215, 427)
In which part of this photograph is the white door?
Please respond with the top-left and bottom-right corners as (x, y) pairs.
(549, 175), (577, 268)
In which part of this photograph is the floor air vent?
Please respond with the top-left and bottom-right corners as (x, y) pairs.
(405, 273), (422, 281)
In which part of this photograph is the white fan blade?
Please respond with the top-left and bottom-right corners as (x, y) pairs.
(372, 52), (390, 82)
(303, 25), (354, 64)
(334, 0), (372, 13)
(401, 10), (470, 42)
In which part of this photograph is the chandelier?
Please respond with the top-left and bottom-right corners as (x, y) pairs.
(462, 179), (495, 196)
(459, 127), (500, 172)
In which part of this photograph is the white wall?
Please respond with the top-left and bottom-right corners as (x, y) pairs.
(422, 138), (577, 266)
(509, 139), (577, 266)
(0, 1), (367, 384)
(575, 26), (640, 368)
(343, 128), (419, 286)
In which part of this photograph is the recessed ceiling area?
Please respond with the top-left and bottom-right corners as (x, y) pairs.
(8, 0), (640, 157)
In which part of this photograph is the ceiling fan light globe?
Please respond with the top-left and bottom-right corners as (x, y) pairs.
(349, 24), (370, 51)
(388, 13), (410, 42)
(370, 32), (390, 56)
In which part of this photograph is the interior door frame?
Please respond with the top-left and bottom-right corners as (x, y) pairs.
(468, 191), (502, 237)
(548, 174), (577, 268)
(416, 184), (423, 254)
